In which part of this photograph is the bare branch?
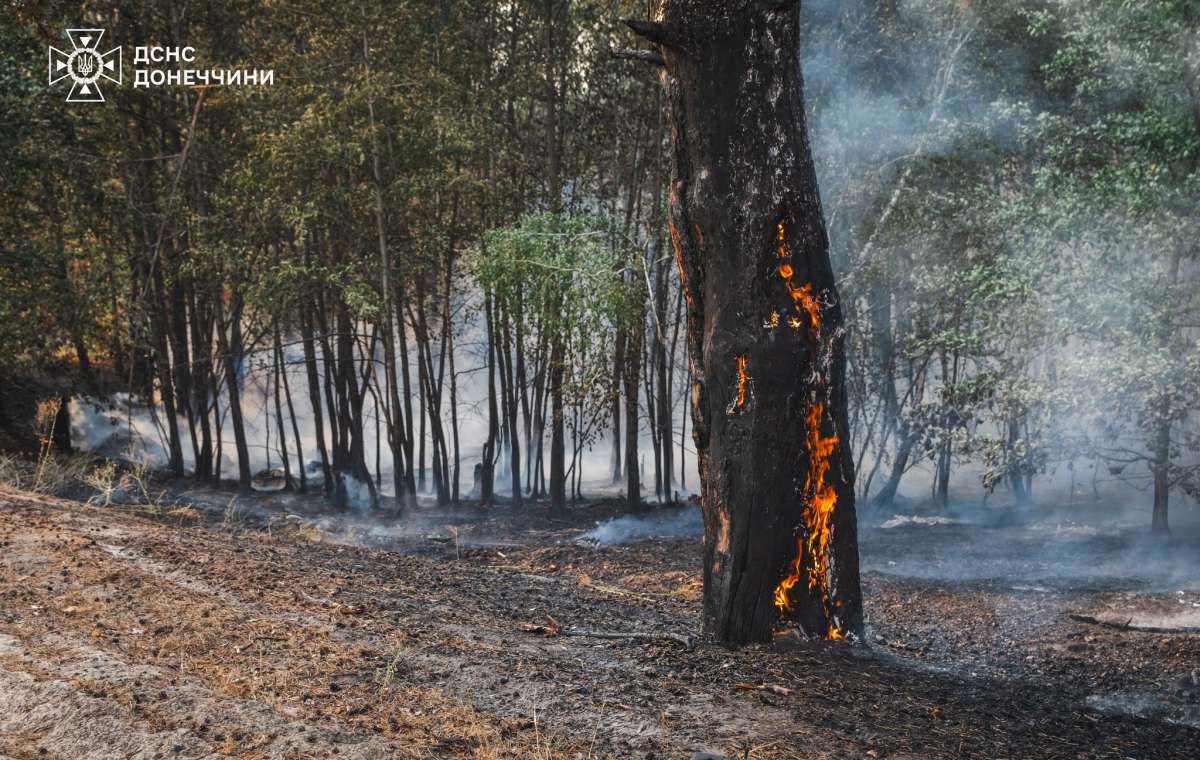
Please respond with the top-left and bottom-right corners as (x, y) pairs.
(623, 18), (675, 47)
(610, 47), (665, 66)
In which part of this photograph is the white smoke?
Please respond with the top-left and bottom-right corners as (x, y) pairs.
(578, 505), (702, 546)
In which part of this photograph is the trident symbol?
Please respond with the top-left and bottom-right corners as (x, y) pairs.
(48, 29), (122, 103)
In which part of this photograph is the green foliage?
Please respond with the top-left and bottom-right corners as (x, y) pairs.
(476, 212), (633, 404)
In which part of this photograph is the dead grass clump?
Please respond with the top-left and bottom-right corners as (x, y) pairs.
(269, 513), (322, 542)
(0, 452), (30, 489)
(30, 452), (94, 497)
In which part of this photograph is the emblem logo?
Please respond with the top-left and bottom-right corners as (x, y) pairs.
(48, 29), (122, 103)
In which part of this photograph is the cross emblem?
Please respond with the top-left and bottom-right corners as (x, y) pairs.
(48, 29), (122, 103)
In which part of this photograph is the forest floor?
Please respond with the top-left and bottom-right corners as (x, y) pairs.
(1, 484), (1198, 759)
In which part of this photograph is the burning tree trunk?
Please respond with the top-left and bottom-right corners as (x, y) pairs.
(627, 0), (863, 643)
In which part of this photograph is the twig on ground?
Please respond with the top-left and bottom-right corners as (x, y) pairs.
(578, 575), (659, 603)
(1067, 612), (1200, 634)
(518, 615), (694, 649)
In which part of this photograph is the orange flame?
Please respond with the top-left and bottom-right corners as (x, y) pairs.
(733, 355), (749, 410)
(770, 219), (843, 640)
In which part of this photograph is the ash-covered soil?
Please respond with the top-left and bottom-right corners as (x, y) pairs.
(1, 486), (1197, 759)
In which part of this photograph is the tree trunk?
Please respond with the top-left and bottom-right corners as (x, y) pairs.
(396, 291), (418, 504)
(149, 264), (184, 477)
(447, 306), (461, 505)
(624, 270), (644, 511)
(498, 304), (522, 507)
(1007, 415), (1030, 507)
(1152, 422), (1170, 534)
(1151, 247), (1181, 534)
(363, 51), (408, 512)
(629, 0), (863, 643)
(481, 293), (499, 503)
(278, 323), (306, 494)
(655, 258), (674, 502)
(301, 301), (333, 495)
(271, 321), (294, 490)
(870, 428), (917, 510)
(52, 393), (72, 454)
(549, 337), (566, 512)
(218, 296), (252, 494)
(610, 325), (625, 483)
(188, 288), (214, 481)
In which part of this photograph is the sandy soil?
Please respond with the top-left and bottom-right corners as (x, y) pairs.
(1, 486), (1197, 759)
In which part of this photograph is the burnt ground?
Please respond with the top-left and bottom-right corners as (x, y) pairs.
(1, 486), (1198, 759)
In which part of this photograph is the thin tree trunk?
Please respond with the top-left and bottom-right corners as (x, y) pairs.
(278, 322), (307, 493)
(611, 326), (625, 483)
(396, 291), (417, 503)
(549, 336), (566, 512)
(624, 269), (643, 511)
(363, 34), (408, 512)
(301, 301), (332, 495)
(189, 288), (215, 481)
(482, 293), (499, 503)
(447, 302), (461, 505)
(218, 296), (252, 494)
(498, 304), (522, 507)
(272, 320), (294, 490)
(871, 429), (917, 510)
(655, 258), (674, 502)
(1152, 248), (1181, 533)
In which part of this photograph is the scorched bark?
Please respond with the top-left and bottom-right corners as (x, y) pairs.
(629, 0), (863, 643)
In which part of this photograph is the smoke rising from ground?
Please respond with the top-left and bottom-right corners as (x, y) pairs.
(69, 335), (700, 500)
(578, 505), (702, 546)
(863, 500), (1200, 591)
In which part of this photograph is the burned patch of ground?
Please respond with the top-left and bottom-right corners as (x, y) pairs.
(0, 488), (1197, 759)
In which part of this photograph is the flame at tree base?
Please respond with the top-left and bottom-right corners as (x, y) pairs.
(768, 220), (844, 641)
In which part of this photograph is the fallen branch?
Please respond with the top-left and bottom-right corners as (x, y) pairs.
(735, 682), (793, 696)
(519, 617), (694, 649)
(1068, 612), (1200, 634)
(564, 627), (694, 650)
(578, 575), (659, 603)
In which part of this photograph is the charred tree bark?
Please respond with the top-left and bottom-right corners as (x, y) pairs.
(629, 0), (863, 643)
(52, 393), (72, 454)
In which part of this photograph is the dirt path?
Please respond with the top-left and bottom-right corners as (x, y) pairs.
(1, 489), (1196, 759)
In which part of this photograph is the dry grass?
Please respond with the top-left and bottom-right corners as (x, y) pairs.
(0, 499), (601, 758)
(0, 453), (26, 489)
(4, 448), (97, 497)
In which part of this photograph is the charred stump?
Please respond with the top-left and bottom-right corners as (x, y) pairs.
(628, 0), (863, 643)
